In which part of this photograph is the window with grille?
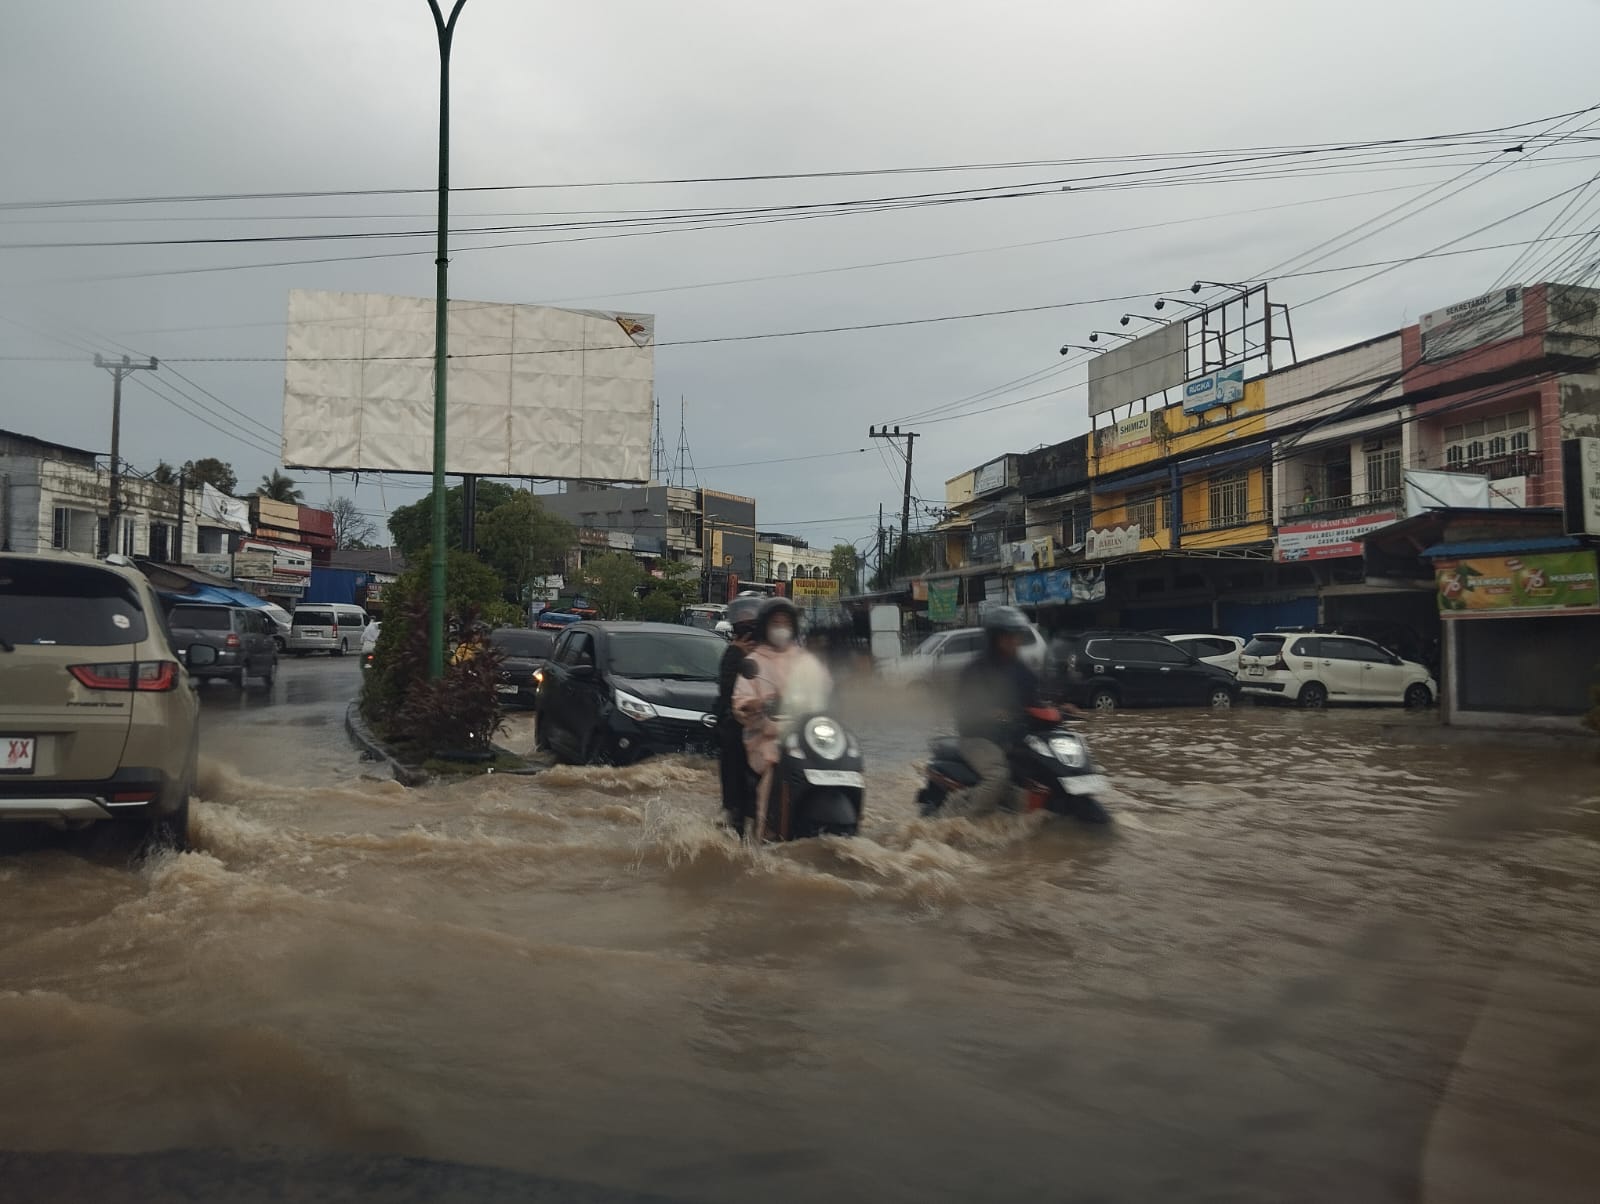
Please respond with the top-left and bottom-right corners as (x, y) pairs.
(1365, 448), (1403, 494)
(52, 507), (70, 549)
(1127, 492), (1163, 536)
(1207, 470), (1251, 527)
(1444, 410), (1533, 466)
(121, 519), (136, 556)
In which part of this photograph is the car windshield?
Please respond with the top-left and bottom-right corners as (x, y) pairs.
(0, 560), (149, 645)
(606, 631), (724, 679)
(169, 606), (231, 631)
(1243, 636), (1287, 657)
(913, 634), (946, 656)
(293, 610), (334, 627)
(491, 629), (554, 658)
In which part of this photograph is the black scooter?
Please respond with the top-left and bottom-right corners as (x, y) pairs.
(737, 658), (863, 840)
(917, 705), (1111, 824)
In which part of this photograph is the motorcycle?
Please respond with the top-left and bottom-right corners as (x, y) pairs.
(737, 654), (863, 840)
(917, 705), (1111, 824)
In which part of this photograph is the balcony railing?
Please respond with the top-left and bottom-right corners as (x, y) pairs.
(1440, 450), (1543, 481)
(1178, 505), (1274, 536)
(1281, 486), (1403, 522)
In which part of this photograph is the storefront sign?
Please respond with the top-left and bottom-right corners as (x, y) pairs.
(232, 550), (275, 580)
(1085, 523), (1140, 559)
(1435, 550), (1597, 612)
(1419, 286), (1523, 363)
(1564, 436), (1600, 535)
(1011, 567), (1106, 606)
(1181, 365), (1245, 415)
(972, 458), (1009, 496)
(1100, 411), (1153, 453)
(1488, 476), (1527, 508)
(910, 579), (928, 602)
(927, 580), (959, 622)
(1275, 511), (1399, 562)
(790, 577), (840, 599)
(189, 554), (233, 578)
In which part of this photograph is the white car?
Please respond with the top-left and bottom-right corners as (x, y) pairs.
(1165, 634), (1246, 675)
(884, 624), (1046, 683)
(1238, 631), (1436, 709)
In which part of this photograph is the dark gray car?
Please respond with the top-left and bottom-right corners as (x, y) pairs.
(166, 603), (278, 689)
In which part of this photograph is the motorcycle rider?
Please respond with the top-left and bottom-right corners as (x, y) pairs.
(733, 597), (830, 780)
(713, 596), (763, 832)
(943, 606), (1047, 817)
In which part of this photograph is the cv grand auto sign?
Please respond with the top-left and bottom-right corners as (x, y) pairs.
(1275, 512), (1399, 562)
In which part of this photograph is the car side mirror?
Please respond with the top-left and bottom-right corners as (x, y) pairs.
(569, 663), (596, 681)
(187, 643), (218, 668)
(739, 658), (760, 679)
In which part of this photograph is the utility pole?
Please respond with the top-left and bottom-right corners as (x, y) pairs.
(173, 468), (186, 565)
(94, 354), (158, 556)
(426, 0), (468, 679)
(875, 502), (884, 587)
(868, 425), (918, 578)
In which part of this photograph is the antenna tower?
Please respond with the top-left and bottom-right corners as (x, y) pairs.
(673, 395), (699, 488)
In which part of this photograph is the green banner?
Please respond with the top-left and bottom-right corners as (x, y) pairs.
(927, 580), (959, 622)
(1436, 550), (1598, 612)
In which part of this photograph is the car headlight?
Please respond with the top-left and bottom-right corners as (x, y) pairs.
(614, 689), (657, 722)
(1048, 734), (1088, 768)
(803, 716), (847, 760)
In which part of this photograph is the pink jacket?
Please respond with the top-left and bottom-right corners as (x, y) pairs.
(733, 644), (828, 773)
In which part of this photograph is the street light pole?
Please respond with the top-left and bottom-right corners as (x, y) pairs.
(426, 0), (467, 679)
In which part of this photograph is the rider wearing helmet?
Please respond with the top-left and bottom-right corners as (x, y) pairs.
(734, 596), (829, 778)
(714, 596), (763, 830)
(945, 606), (1043, 816)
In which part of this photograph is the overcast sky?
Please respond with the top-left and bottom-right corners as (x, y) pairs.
(4, 0), (1600, 554)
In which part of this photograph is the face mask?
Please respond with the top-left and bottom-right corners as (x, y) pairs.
(769, 627), (794, 650)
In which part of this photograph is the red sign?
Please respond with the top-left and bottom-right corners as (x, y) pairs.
(1275, 512), (1399, 562)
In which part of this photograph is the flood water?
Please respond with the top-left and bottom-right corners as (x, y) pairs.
(3, 658), (1598, 1203)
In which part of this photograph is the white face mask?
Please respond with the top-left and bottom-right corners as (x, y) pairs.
(768, 627), (794, 650)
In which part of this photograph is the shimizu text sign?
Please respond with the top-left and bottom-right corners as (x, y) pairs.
(281, 290), (655, 481)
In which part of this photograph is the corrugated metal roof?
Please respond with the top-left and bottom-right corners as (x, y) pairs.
(1419, 536), (1585, 558)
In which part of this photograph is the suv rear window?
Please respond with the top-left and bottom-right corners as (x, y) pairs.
(491, 629), (555, 658)
(339, 611), (366, 627)
(1242, 636), (1286, 657)
(293, 610), (334, 627)
(0, 559), (149, 646)
(169, 605), (233, 631)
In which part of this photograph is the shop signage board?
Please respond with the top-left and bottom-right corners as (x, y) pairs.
(1100, 411), (1154, 453)
(1419, 286), (1523, 362)
(1275, 511), (1399, 562)
(1012, 567), (1106, 606)
(927, 580), (959, 622)
(790, 577), (840, 599)
(189, 554), (233, 578)
(1435, 550), (1598, 612)
(1085, 523), (1140, 560)
(1563, 437), (1600, 535)
(1181, 365), (1245, 415)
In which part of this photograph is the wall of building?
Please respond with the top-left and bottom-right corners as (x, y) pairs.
(1179, 464), (1272, 550)
(1092, 379), (1266, 480)
(1262, 333), (1403, 431)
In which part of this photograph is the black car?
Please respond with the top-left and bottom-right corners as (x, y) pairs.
(1055, 630), (1238, 712)
(165, 602), (278, 689)
(535, 622), (725, 765)
(489, 627), (555, 708)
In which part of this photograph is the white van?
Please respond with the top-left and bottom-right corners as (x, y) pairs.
(288, 603), (368, 656)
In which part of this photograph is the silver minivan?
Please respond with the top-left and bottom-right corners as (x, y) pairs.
(288, 603), (368, 656)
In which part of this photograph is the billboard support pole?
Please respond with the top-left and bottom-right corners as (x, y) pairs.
(426, 0), (467, 679)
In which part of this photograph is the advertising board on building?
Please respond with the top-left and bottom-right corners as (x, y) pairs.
(1419, 286), (1523, 363)
(1010, 567), (1106, 606)
(231, 551), (275, 581)
(971, 458), (1009, 496)
(1087, 324), (1186, 417)
(927, 580), (959, 622)
(790, 577), (840, 600)
(1100, 411), (1154, 453)
(1563, 436), (1600, 535)
(1275, 511), (1398, 562)
(1181, 365), (1245, 415)
(1435, 550), (1597, 612)
(189, 554), (233, 578)
(1085, 523), (1140, 560)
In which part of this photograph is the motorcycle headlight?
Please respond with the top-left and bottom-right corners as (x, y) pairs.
(614, 689), (658, 722)
(1048, 734), (1088, 768)
(1024, 735), (1051, 758)
(803, 717), (847, 761)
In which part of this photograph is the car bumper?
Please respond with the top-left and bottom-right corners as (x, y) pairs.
(0, 767), (178, 824)
(603, 712), (717, 764)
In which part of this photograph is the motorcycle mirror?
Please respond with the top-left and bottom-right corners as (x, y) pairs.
(739, 658), (760, 679)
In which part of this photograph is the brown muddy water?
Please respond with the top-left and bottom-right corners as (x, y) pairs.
(2, 658), (1598, 1203)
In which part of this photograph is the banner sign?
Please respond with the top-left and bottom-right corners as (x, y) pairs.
(1564, 437), (1600, 535)
(790, 577), (840, 599)
(1275, 511), (1399, 562)
(1087, 324), (1186, 417)
(1086, 523), (1140, 560)
(927, 580), (959, 622)
(1100, 411), (1154, 453)
(232, 551), (275, 581)
(1435, 550), (1597, 613)
(1181, 365), (1245, 415)
(1419, 286), (1523, 363)
(971, 458), (1009, 496)
(1011, 566), (1106, 606)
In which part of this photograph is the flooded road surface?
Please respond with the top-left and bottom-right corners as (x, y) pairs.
(3, 657), (1598, 1203)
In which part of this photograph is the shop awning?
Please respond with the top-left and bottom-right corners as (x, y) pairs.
(1419, 535), (1585, 559)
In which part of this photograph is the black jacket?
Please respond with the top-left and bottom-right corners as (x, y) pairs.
(713, 641), (746, 723)
(954, 651), (1039, 744)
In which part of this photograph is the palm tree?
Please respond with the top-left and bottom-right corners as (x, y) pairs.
(259, 470), (304, 504)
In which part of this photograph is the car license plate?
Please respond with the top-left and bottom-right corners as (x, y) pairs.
(495, 684), (518, 695)
(1059, 773), (1107, 796)
(1247, 666), (1265, 676)
(2, 736), (37, 773)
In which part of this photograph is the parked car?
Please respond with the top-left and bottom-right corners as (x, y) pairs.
(1165, 633), (1246, 675)
(0, 552), (219, 847)
(884, 622), (1047, 683)
(489, 627), (555, 708)
(535, 610), (585, 633)
(535, 621), (725, 765)
(261, 602), (293, 651)
(166, 602), (278, 688)
(288, 602), (368, 656)
(1238, 632), (1436, 709)
(1056, 630), (1240, 711)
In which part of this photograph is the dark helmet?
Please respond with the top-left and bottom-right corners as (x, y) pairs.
(754, 596), (800, 644)
(725, 595), (762, 635)
(982, 605), (1032, 638)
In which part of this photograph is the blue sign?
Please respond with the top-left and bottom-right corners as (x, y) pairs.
(1181, 366), (1245, 415)
(1012, 567), (1105, 606)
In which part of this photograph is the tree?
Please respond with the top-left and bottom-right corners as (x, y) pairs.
(580, 552), (644, 620)
(330, 496), (378, 549)
(179, 457), (237, 495)
(259, 470), (304, 504)
(476, 491), (575, 601)
(150, 461), (177, 486)
(387, 481), (519, 557)
(639, 557), (700, 622)
(829, 543), (861, 595)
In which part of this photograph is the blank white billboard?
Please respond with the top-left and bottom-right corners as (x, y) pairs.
(1086, 324), (1186, 417)
(281, 289), (654, 481)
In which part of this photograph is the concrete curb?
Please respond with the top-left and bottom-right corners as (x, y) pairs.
(344, 702), (430, 787)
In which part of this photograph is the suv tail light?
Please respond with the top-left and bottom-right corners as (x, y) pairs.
(70, 661), (180, 692)
(225, 632), (241, 649)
